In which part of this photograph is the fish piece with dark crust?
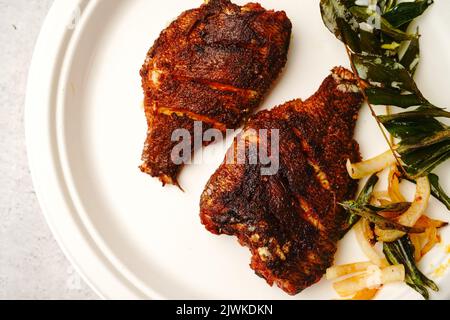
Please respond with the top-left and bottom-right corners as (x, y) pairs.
(140, 0), (292, 185)
(200, 67), (363, 295)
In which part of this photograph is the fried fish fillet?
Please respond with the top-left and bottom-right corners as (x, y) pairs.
(200, 67), (363, 295)
(140, 0), (292, 185)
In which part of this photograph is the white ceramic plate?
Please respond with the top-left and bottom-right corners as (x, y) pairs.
(26, 0), (450, 299)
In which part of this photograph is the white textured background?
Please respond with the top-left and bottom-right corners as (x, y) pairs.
(0, 0), (97, 299)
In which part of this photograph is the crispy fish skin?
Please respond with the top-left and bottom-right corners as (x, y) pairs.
(200, 67), (363, 295)
(140, 0), (292, 185)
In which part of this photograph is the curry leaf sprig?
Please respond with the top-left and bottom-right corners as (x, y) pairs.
(341, 201), (421, 233)
(343, 173), (379, 232)
(320, 0), (446, 299)
(320, 0), (449, 197)
(384, 236), (439, 300)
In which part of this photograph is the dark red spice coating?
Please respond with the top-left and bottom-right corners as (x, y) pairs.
(200, 67), (363, 295)
(140, 0), (292, 185)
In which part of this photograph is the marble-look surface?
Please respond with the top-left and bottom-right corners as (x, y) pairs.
(0, 0), (98, 300)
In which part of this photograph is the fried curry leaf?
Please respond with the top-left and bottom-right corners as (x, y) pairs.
(379, 116), (445, 141)
(400, 33), (420, 75)
(384, 236), (438, 299)
(352, 53), (422, 94)
(366, 87), (426, 108)
(343, 173), (379, 232)
(360, 29), (382, 55)
(382, 0), (434, 28)
(350, 6), (418, 42)
(320, 0), (361, 53)
(378, 108), (450, 122)
(428, 173), (450, 211)
(341, 202), (423, 233)
(356, 173), (379, 206)
(398, 129), (450, 154)
(380, 112), (450, 175)
(401, 141), (450, 178)
(366, 202), (411, 213)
